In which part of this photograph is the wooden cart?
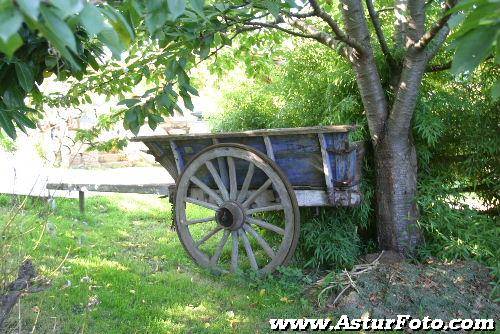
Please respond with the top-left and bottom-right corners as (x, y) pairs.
(131, 125), (364, 274)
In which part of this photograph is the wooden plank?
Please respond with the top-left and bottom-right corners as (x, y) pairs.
(294, 190), (329, 206)
(79, 190), (85, 214)
(263, 136), (275, 161)
(130, 125), (356, 142)
(317, 133), (334, 192)
(46, 183), (172, 196)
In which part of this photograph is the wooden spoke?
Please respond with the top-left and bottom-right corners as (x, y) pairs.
(185, 217), (215, 225)
(206, 160), (230, 201)
(195, 226), (222, 247)
(246, 217), (285, 235)
(243, 224), (276, 259)
(242, 179), (273, 208)
(185, 197), (219, 211)
(231, 231), (239, 272)
(210, 230), (230, 266)
(227, 156), (237, 200)
(246, 204), (284, 215)
(236, 162), (255, 203)
(239, 230), (258, 270)
(190, 176), (224, 205)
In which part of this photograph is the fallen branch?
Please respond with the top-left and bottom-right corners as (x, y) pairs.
(316, 251), (384, 307)
(0, 260), (37, 329)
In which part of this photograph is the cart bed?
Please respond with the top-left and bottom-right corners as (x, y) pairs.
(131, 125), (364, 207)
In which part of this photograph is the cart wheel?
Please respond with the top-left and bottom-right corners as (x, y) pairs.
(174, 143), (300, 274)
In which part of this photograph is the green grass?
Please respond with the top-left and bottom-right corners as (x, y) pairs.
(0, 194), (318, 333)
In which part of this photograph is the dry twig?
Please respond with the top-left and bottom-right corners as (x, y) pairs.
(316, 251), (385, 307)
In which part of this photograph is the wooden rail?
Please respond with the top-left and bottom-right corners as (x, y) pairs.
(46, 183), (174, 214)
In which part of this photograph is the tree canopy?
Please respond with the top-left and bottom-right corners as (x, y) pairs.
(0, 0), (498, 139)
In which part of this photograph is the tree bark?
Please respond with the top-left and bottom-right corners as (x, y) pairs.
(339, 0), (424, 254)
(374, 132), (423, 254)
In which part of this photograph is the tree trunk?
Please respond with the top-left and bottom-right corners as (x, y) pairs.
(374, 131), (423, 254)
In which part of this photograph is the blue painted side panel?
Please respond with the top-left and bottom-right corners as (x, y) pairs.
(271, 134), (324, 188)
(170, 132), (358, 190)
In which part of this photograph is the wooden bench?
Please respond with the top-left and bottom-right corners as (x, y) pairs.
(46, 183), (174, 214)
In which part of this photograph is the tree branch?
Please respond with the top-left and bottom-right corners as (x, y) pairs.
(424, 21), (451, 61)
(0, 260), (37, 330)
(288, 11), (315, 18)
(378, 6), (395, 12)
(308, 0), (366, 53)
(413, 0), (456, 50)
(365, 0), (395, 67)
(285, 17), (348, 56)
(388, 49), (428, 137)
(408, 0), (426, 42)
(340, 0), (389, 144)
(243, 21), (320, 40)
(425, 60), (451, 72)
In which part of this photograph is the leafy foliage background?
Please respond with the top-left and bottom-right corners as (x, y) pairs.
(209, 42), (499, 275)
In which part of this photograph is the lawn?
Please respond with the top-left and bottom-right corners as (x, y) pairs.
(0, 194), (317, 333)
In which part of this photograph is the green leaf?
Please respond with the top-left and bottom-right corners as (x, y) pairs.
(15, 62), (35, 92)
(179, 90), (193, 110)
(199, 34), (213, 59)
(11, 110), (36, 129)
(148, 114), (164, 130)
(0, 3), (23, 42)
(125, 108), (138, 123)
(264, 1), (281, 19)
(492, 79), (500, 101)
(0, 109), (16, 139)
(118, 98), (140, 107)
(214, 3), (228, 12)
(40, 5), (77, 52)
(168, 0), (186, 20)
(17, 0), (40, 20)
(145, 0), (169, 35)
(98, 28), (125, 58)
(79, 3), (107, 36)
(165, 59), (180, 80)
(52, 0), (84, 18)
(447, 0), (482, 15)
(3, 88), (24, 108)
(129, 0), (144, 15)
(189, 0), (204, 15)
(101, 5), (134, 44)
(451, 3), (500, 39)
(0, 33), (22, 58)
(451, 26), (497, 75)
(157, 93), (172, 109)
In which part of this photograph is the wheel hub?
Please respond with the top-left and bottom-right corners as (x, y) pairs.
(216, 201), (244, 230)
